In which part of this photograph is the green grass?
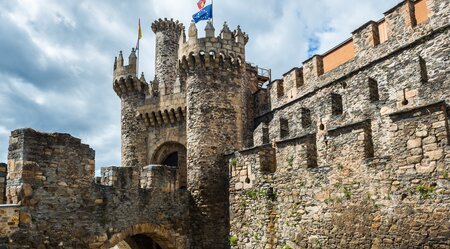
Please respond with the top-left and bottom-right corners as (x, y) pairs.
(229, 235), (238, 246)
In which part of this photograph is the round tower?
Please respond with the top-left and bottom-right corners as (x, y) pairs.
(113, 49), (149, 168)
(151, 18), (184, 95)
(179, 21), (249, 248)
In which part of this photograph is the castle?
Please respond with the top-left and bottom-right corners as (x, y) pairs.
(0, 0), (449, 248)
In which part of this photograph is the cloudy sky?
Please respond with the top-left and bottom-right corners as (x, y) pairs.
(0, 0), (399, 172)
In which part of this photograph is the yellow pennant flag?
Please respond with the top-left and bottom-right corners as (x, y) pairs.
(136, 18), (142, 50)
(138, 18), (142, 40)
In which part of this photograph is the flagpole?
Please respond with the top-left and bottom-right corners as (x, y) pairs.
(211, 0), (214, 25)
(137, 18), (141, 77)
(137, 45), (140, 77)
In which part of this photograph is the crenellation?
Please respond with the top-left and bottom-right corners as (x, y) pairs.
(302, 54), (323, 86)
(99, 166), (139, 188)
(113, 50), (138, 81)
(179, 22), (247, 74)
(140, 165), (177, 192)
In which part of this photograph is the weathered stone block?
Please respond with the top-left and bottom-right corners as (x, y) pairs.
(407, 155), (422, 164)
(425, 150), (443, 160)
(407, 138), (422, 149)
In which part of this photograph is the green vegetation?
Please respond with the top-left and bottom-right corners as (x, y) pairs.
(286, 156), (294, 167)
(229, 235), (238, 246)
(245, 189), (259, 199)
(416, 185), (434, 199)
(282, 242), (293, 249)
(336, 163), (344, 170)
(230, 158), (238, 167)
(245, 188), (277, 200)
(343, 186), (352, 200)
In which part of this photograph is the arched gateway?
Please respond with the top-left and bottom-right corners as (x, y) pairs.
(95, 224), (187, 249)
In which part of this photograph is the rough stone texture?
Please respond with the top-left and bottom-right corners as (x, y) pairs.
(113, 52), (149, 169)
(1, 129), (189, 248)
(151, 19), (184, 95)
(0, 163), (6, 204)
(179, 21), (252, 248)
(0, 205), (19, 238)
(0, 0), (449, 248)
(229, 0), (450, 248)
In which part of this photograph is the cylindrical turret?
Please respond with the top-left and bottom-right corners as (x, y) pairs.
(179, 22), (248, 248)
(113, 49), (149, 168)
(151, 18), (184, 95)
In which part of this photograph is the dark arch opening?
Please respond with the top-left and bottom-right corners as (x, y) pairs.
(111, 234), (163, 249)
(162, 152), (178, 167)
(151, 142), (187, 189)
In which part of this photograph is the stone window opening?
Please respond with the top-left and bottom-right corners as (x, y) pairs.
(331, 93), (343, 115)
(319, 118), (325, 131)
(277, 80), (284, 98)
(300, 108), (312, 128)
(368, 78), (380, 102)
(401, 89), (409, 106)
(419, 56), (428, 84)
(280, 118), (289, 139)
(296, 69), (304, 88)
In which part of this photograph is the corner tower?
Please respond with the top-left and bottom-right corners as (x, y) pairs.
(179, 21), (249, 248)
(151, 18), (184, 95)
(113, 49), (148, 168)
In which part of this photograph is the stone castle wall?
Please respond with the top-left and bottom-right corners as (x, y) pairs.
(229, 0), (450, 248)
(0, 129), (189, 248)
(0, 0), (448, 248)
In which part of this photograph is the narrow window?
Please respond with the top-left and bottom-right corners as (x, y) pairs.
(277, 80), (284, 98)
(419, 56), (428, 84)
(280, 118), (289, 139)
(368, 78), (380, 102)
(372, 24), (381, 46)
(296, 69), (304, 88)
(331, 93), (343, 115)
(300, 108), (312, 128)
(262, 125), (270, 144)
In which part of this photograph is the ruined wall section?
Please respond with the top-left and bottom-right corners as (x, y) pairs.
(1, 129), (190, 249)
(232, 0), (450, 248)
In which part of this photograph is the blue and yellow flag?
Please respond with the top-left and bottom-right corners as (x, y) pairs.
(193, 4), (213, 23)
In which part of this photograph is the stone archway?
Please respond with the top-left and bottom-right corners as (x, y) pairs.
(110, 234), (162, 249)
(151, 142), (187, 189)
(96, 223), (187, 249)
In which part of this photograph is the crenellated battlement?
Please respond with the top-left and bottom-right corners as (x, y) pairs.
(271, 0), (440, 110)
(113, 49), (138, 81)
(138, 92), (186, 127)
(178, 21), (248, 72)
(151, 18), (184, 34)
(113, 73), (148, 98)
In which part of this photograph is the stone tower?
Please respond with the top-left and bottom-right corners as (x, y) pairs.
(113, 49), (148, 168)
(151, 18), (184, 95)
(179, 21), (249, 248)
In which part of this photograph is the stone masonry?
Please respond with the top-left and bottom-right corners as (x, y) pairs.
(0, 0), (449, 248)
